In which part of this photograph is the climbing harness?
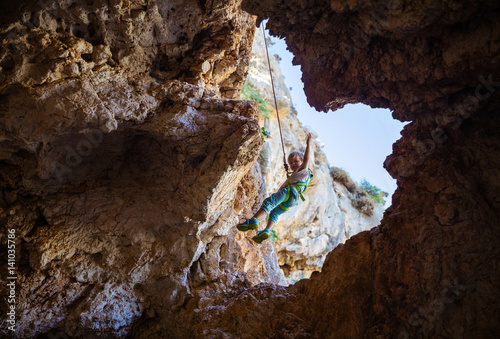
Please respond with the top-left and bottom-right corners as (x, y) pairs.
(279, 169), (313, 211)
(261, 22), (289, 173)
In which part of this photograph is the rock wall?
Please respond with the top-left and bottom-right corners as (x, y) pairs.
(1, 0), (499, 337)
(247, 30), (383, 283)
(0, 0), (253, 98)
(0, 1), (286, 337)
(195, 0), (500, 337)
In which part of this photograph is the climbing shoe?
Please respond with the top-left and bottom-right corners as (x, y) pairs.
(237, 217), (259, 231)
(252, 229), (270, 244)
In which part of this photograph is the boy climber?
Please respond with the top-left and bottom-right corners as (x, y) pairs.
(237, 133), (313, 243)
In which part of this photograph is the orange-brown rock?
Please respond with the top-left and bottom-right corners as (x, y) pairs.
(0, 0), (255, 98)
(0, 1), (281, 337)
(196, 0), (500, 337)
(1, 0), (499, 337)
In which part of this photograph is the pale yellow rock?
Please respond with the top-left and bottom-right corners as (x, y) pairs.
(92, 45), (112, 66)
(246, 27), (383, 283)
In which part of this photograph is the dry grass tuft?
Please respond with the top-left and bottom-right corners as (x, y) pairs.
(330, 166), (376, 216)
(330, 167), (356, 193)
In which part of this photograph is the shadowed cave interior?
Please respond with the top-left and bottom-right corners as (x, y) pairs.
(0, 0), (499, 338)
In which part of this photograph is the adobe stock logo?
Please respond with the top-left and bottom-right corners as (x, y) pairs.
(405, 73), (499, 176)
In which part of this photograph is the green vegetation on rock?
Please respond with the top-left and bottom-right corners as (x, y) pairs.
(240, 80), (270, 119)
(360, 178), (387, 206)
(270, 229), (279, 242)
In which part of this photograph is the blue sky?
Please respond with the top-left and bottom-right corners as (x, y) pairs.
(265, 30), (407, 207)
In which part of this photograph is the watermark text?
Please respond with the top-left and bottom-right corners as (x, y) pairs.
(6, 228), (17, 332)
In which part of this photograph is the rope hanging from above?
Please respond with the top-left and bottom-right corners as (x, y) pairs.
(260, 22), (289, 173)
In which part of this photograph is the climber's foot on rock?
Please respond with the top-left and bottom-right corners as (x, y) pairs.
(237, 217), (259, 231)
(252, 229), (269, 244)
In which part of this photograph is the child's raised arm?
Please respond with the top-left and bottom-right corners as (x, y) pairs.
(299, 133), (312, 171)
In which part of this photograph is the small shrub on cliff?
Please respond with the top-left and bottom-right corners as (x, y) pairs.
(330, 167), (377, 216)
(240, 80), (270, 119)
(352, 191), (375, 216)
(261, 127), (271, 142)
(330, 166), (357, 193)
(360, 179), (387, 206)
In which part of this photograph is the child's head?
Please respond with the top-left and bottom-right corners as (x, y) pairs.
(288, 151), (304, 171)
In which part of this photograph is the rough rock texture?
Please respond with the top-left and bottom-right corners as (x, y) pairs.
(0, 1), (288, 337)
(195, 0), (500, 337)
(0, 0), (255, 98)
(247, 31), (383, 283)
(244, 27), (293, 122)
(0, 74), (265, 337)
(2, 0), (500, 337)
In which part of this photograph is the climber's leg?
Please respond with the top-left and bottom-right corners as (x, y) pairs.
(252, 187), (299, 243)
(260, 187), (288, 213)
(238, 187), (287, 232)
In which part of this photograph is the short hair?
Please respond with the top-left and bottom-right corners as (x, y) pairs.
(288, 151), (304, 163)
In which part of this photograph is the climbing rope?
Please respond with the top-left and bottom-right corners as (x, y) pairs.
(261, 22), (289, 173)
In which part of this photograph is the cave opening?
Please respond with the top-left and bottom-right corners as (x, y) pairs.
(264, 29), (408, 208)
(244, 25), (410, 285)
(1, 0), (498, 336)
(235, 1), (500, 334)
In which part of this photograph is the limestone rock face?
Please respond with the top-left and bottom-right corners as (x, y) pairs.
(194, 0), (500, 337)
(247, 30), (383, 282)
(0, 0), (255, 98)
(0, 1), (288, 337)
(1, 0), (499, 337)
(0, 74), (263, 337)
(244, 28), (293, 120)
